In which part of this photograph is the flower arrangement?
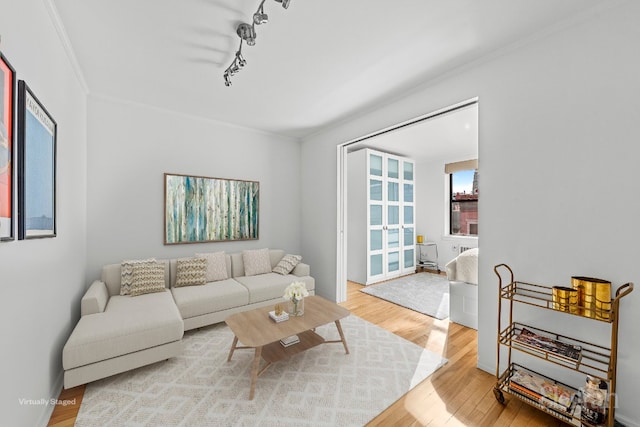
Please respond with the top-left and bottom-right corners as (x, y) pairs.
(283, 281), (309, 316)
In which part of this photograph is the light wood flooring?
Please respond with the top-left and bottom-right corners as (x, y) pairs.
(48, 275), (563, 427)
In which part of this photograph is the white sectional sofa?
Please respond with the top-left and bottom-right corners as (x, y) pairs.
(62, 249), (314, 389)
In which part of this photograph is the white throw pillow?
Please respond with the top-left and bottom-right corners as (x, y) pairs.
(242, 248), (272, 276)
(273, 254), (302, 275)
(195, 252), (228, 282)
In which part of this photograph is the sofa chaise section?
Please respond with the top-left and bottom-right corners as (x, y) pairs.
(62, 261), (184, 389)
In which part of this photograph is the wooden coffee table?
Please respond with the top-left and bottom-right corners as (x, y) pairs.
(225, 295), (350, 399)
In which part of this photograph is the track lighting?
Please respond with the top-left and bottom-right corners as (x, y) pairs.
(222, 0), (293, 86)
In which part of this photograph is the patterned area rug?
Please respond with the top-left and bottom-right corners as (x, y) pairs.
(360, 272), (450, 319)
(75, 315), (447, 427)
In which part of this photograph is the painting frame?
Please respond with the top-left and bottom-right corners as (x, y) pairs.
(17, 80), (57, 240)
(164, 173), (259, 245)
(0, 51), (16, 241)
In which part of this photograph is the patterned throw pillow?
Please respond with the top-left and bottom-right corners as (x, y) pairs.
(121, 258), (157, 296)
(242, 248), (272, 277)
(128, 260), (166, 296)
(273, 254), (302, 275)
(175, 257), (207, 287)
(195, 252), (228, 282)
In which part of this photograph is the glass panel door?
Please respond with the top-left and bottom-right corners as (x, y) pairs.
(387, 158), (399, 179)
(387, 251), (399, 274)
(403, 161), (413, 181)
(404, 249), (415, 268)
(370, 254), (383, 276)
(369, 154), (383, 176)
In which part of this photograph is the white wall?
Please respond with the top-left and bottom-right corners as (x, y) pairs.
(0, 1), (88, 426)
(301, 2), (640, 425)
(86, 96), (303, 281)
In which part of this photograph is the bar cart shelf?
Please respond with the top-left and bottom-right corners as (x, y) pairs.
(493, 264), (633, 427)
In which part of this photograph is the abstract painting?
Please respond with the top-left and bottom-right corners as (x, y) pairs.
(0, 52), (15, 241)
(164, 173), (259, 244)
(18, 81), (57, 239)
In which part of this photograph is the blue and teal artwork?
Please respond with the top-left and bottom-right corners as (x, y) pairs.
(165, 173), (259, 244)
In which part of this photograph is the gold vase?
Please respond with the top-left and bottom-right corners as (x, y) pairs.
(552, 286), (578, 313)
(571, 276), (611, 320)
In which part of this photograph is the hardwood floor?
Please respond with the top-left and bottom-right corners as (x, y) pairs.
(48, 276), (563, 426)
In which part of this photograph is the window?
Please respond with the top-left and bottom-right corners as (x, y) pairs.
(449, 168), (478, 236)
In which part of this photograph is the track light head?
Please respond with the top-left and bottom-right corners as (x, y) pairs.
(253, 8), (268, 25)
(236, 51), (247, 68)
(237, 23), (256, 46)
(275, 0), (291, 9)
(223, 72), (232, 87)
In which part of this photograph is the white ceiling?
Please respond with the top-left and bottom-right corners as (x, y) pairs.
(52, 0), (603, 139)
(349, 102), (478, 164)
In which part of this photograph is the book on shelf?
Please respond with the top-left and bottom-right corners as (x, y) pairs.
(269, 310), (289, 323)
(509, 366), (577, 413)
(280, 335), (300, 347)
(513, 327), (582, 363)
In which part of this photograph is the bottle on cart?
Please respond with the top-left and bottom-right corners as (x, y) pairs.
(581, 375), (608, 426)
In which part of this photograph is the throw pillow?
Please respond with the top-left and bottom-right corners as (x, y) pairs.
(129, 260), (166, 296)
(273, 254), (302, 275)
(175, 257), (207, 287)
(195, 251), (228, 282)
(121, 258), (157, 296)
(242, 248), (272, 277)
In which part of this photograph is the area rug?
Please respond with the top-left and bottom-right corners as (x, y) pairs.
(360, 272), (450, 319)
(75, 315), (447, 427)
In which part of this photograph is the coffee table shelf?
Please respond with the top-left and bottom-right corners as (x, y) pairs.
(262, 330), (325, 363)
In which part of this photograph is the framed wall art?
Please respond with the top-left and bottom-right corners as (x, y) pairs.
(164, 173), (259, 244)
(0, 51), (15, 241)
(17, 81), (57, 239)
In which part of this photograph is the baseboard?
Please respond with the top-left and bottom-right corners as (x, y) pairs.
(476, 361), (494, 375)
(37, 370), (63, 427)
(616, 414), (639, 427)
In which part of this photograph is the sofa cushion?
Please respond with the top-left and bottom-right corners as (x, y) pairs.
(120, 258), (156, 296)
(234, 273), (315, 304)
(62, 291), (183, 370)
(242, 249), (272, 276)
(195, 251), (228, 282)
(231, 249), (286, 277)
(175, 257), (207, 287)
(273, 254), (302, 275)
(103, 260), (170, 297)
(171, 278), (249, 319)
(129, 261), (167, 296)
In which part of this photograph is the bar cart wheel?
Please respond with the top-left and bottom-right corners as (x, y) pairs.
(493, 387), (505, 404)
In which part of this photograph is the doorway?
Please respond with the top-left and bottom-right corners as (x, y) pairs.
(336, 98), (479, 302)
